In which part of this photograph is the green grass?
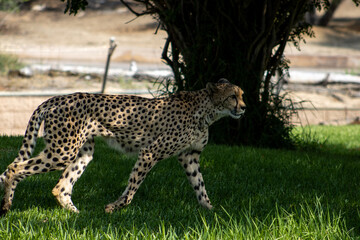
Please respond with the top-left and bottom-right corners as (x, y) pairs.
(0, 125), (360, 239)
(0, 54), (24, 75)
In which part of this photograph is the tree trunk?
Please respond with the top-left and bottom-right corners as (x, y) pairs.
(120, 0), (312, 147)
(318, 0), (344, 26)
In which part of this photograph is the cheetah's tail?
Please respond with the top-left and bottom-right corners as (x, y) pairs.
(0, 104), (46, 188)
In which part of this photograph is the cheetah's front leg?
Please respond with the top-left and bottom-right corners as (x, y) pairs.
(104, 147), (157, 213)
(105, 132), (188, 213)
(178, 150), (213, 210)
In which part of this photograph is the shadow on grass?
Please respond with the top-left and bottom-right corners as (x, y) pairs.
(0, 136), (360, 237)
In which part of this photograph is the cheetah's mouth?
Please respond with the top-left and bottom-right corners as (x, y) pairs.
(229, 109), (245, 119)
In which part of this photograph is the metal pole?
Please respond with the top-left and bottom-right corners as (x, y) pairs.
(101, 37), (117, 93)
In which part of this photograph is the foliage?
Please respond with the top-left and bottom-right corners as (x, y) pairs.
(0, 0), (29, 11)
(60, 0), (359, 148)
(115, 0), (314, 148)
(61, 0), (88, 14)
(0, 53), (24, 75)
(0, 125), (360, 238)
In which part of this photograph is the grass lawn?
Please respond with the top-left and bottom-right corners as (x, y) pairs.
(0, 125), (360, 239)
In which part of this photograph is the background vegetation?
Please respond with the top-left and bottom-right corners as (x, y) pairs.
(0, 0), (29, 11)
(0, 125), (360, 239)
(0, 54), (23, 75)
(60, 0), (360, 148)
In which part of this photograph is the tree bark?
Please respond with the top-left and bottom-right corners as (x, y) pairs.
(318, 0), (344, 26)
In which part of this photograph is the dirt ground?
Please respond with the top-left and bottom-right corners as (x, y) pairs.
(1, 0), (360, 135)
(0, 1), (166, 64)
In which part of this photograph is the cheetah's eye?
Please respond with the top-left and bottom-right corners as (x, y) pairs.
(225, 95), (237, 102)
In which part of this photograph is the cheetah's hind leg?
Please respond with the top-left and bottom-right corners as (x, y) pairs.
(52, 139), (95, 213)
(0, 149), (70, 216)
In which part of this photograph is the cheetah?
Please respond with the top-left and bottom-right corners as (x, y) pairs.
(0, 79), (245, 215)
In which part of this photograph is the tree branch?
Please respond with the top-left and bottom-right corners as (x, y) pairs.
(120, 0), (155, 16)
(161, 37), (173, 68)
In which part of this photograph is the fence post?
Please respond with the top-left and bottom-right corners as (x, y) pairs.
(101, 37), (117, 94)
(345, 107), (348, 120)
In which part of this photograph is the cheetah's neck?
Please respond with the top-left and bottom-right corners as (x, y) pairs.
(192, 89), (222, 130)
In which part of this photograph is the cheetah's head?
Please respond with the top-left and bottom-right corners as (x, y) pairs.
(206, 78), (246, 119)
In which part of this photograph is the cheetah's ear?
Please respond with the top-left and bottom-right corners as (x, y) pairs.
(218, 78), (230, 84)
(206, 82), (218, 93)
(206, 78), (229, 93)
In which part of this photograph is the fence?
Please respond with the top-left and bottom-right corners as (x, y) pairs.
(292, 107), (360, 125)
(1, 95), (360, 136)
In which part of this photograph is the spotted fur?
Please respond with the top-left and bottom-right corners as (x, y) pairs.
(0, 79), (245, 215)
